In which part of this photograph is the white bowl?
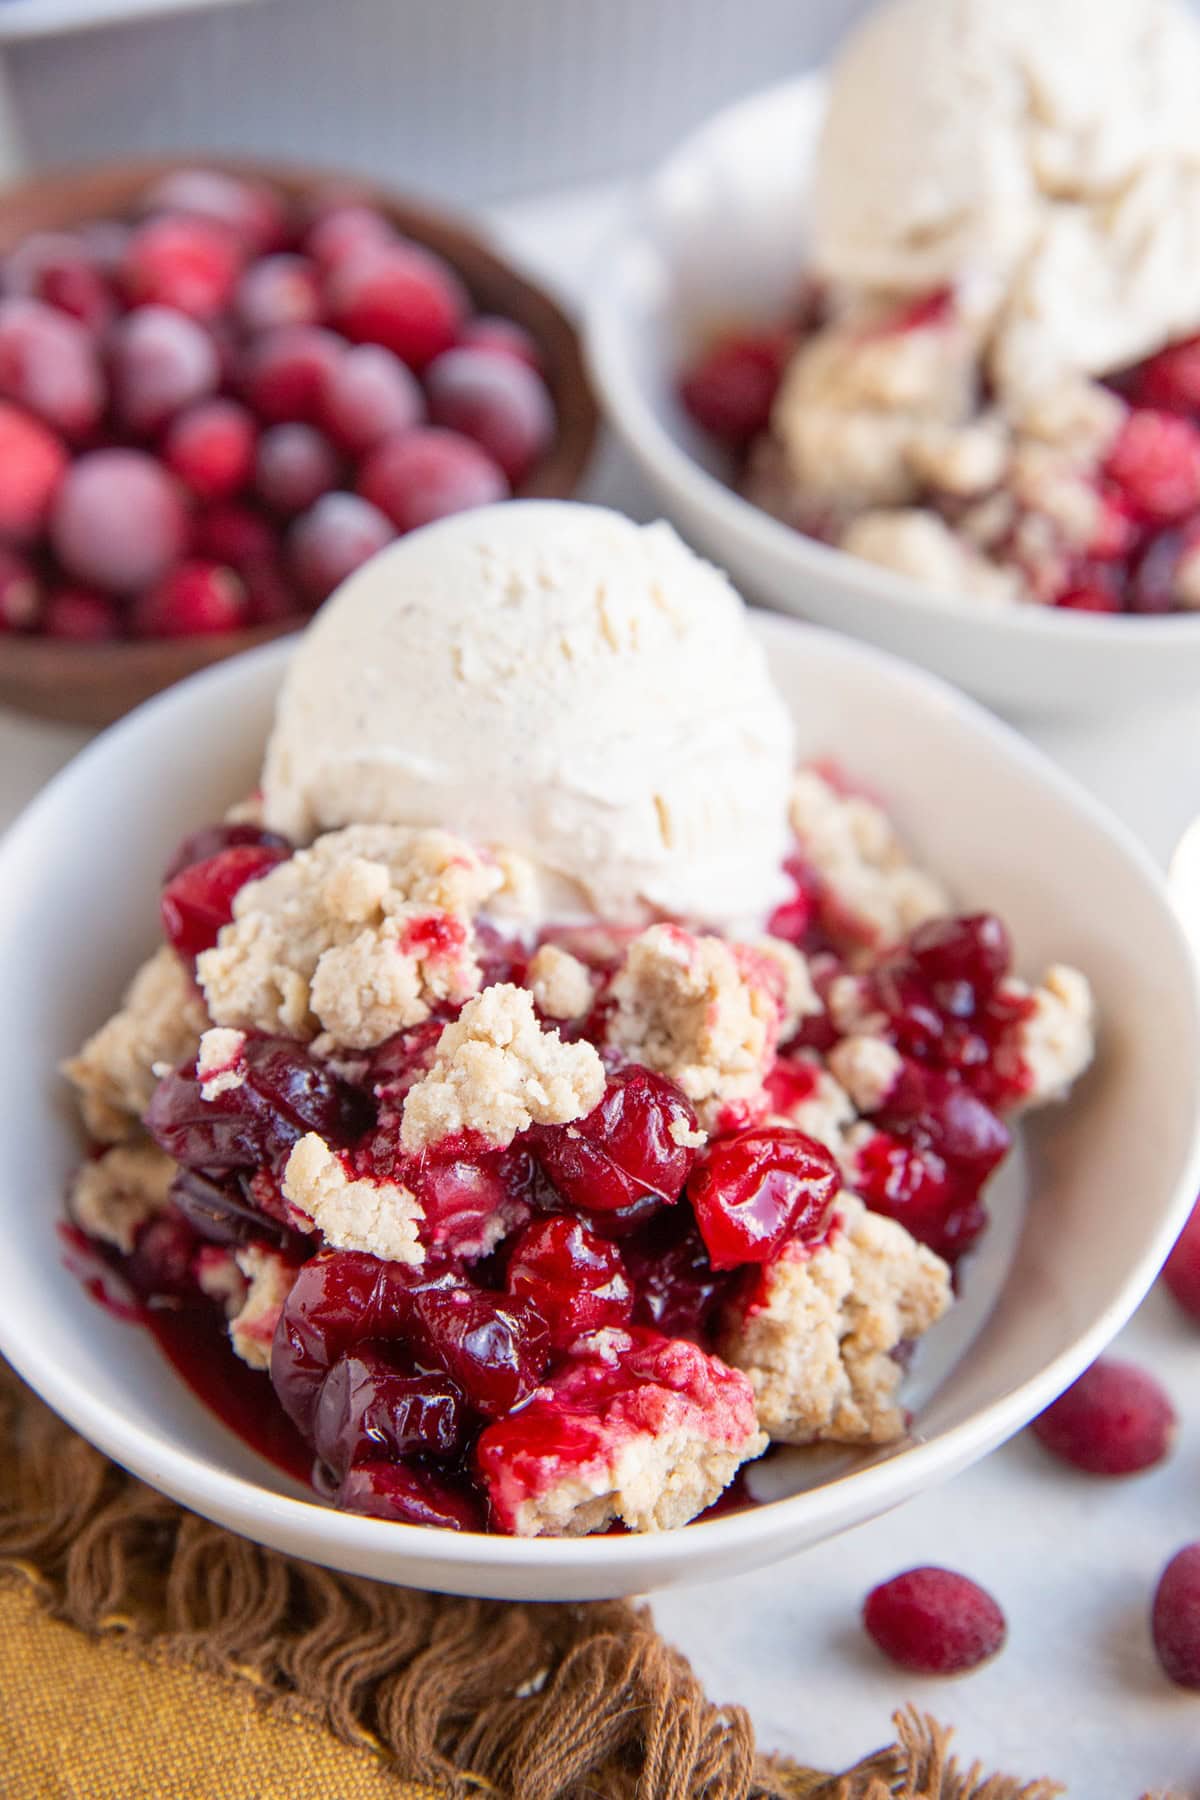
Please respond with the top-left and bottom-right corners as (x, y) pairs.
(0, 618), (1197, 1601)
(584, 76), (1200, 719)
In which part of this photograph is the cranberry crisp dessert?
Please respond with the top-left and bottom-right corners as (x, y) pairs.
(681, 0), (1200, 617)
(62, 504), (1095, 1536)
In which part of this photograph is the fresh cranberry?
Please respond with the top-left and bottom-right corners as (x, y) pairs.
(163, 819), (290, 884)
(533, 1067), (700, 1218)
(1105, 409), (1200, 525)
(410, 1285), (551, 1418)
(337, 1460), (483, 1530)
(165, 398), (257, 501)
(125, 1208), (200, 1300)
(133, 559), (248, 639)
(0, 403), (66, 543)
(314, 1346), (468, 1475)
(51, 449), (187, 592)
(141, 169), (289, 256)
(43, 585), (121, 641)
(304, 204), (394, 272)
(1152, 1544), (1200, 1689)
(317, 341), (423, 452)
(326, 241), (467, 369)
(1031, 1358), (1176, 1475)
(1132, 335), (1200, 415)
(4, 231), (115, 334)
(110, 305), (219, 434)
(505, 1215), (632, 1350)
(147, 1035), (373, 1182)
(160, 839), (289, 955)
(1163, 1197), (1200, 1320)
(863, 1566), (1006, 1674)
(425, 347), (553, 483)
(687, 1128), (839, 1270)
(289, 490), (394, 600)
(1130, 519), (1200, 614)
(0, 298), (104, 439)
(0, 545), (39, 629)
(121, 214), (242, 318)
(243, 555), (303, 625)
(458, 314), (541, 368)
(234, 253), (322, 333)
(357, 426), (508, 532)
(623, 1208), (733, 1341)
(170, 1167), (307, 1255)
(679, 331), (791, 446)
(254, 422), (339, 516)
(241, 325), (344, 425)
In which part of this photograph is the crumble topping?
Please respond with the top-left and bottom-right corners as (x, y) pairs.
(770, 1061), (857, 1158)
(1010, 963), (1096, 1106)
(745, 936), (821, 1036)
(827, 1034), (904, 1114)
(841, 508), (1023, 604)
(400, 984), (606, 1152)
(789, 768), (950, 952)
(229, 1245), (298, 1371)
(196, 1027), (247, 1100)
(197, 825), (500, 1050)
(526, 943), (595, 1022)
(69, 1141), (176, 1253)
(607, 924), (781, 1125)
(720, 1192), (951, 1446)
(195, 1244), (246, 1312)
(63, 947), (210, 1142)
(282, 1131), (424, 1264)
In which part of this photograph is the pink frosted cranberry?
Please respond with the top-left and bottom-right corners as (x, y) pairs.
(242, 555), (302, 625)
(337, 1460), (483, 1530)
(357, 426), (508, 532)
(533, 1067), (701, 1218)
(255, 422), (339, 514)
(160, 840), (289, 955)
(326, 240), (467, 369)
(51, 450), (186, 592)
(863, 1566), (1006, 1674)
(1105, 409), (1200, 524)
(304, 203), (394, 272)
(679, 331), (791, 446)
(43, 585), (121, 641)
(0, 545), (39, 630)
(314, 1347), (468, 1475)
(425, 347), (553, 483)
(164, 398), (257, 500)
(0, 298), (104, 438)
(4, 231), (115, 334)
(317, 341), (423, 452)
(0, 402), (66, 543)
(121, 213), (243, 318)
(241, 325), (344, 424)
(1152, 1544), (1200, 1689)
(110, 304), (219, 434)
(1031, 1357), (1176, 1475)
(133, 560), (248, 639)
(289, 490), (393, 600)
(234, 253), (322, 332)
(1163, 1197), (1200, 1320)
(506, 1215), (633, 1349)
(687, 1128), (840, 1270)
(458, 313), (541, 368)
(141, 169), (289, 255)
(192, 502), (277, 572)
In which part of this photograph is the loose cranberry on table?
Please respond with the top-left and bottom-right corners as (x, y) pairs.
(1152, 1543), (1200, 1689)
(1030, 1357), (1176, 1475)
(863, 1566), (1007, 1675)
(1162, 1196), (1200, 1320)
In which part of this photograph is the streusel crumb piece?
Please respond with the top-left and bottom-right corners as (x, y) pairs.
(1010, 964), (1096, 1107)
(526, 944), (595, 1022)
(229, 1245), (298, 1371)
(282, 1131), (424, 1264)
(789, 768), (950, 952)
(64, 947), (210, 1142)
(827, 1034), (904, 1114)
(69, 1141), (177, 1253)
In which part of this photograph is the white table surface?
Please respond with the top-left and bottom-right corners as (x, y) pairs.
(4, 182), (1199, 1796)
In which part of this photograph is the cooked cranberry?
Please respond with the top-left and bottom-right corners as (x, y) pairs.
(863, 1566), (1006, 1675)
(906, 914), (1010, 998)
(367, 1018), (447, 1102)
(882, 1065), (1010, 1175)
(0, 402), (66, 544)
(326, 241), (467, 369)
(1152, 1544), (1200, 1689)
(763, 1054), (820, 1116)
(506, 1215), (632, 1349)
(121, 213), (242, 319)
(1163, 1197), (1200, 1320)
(425, 347), (554, 483)
(1031, 1358), (1176, 1475)
(1132, 335), (1200, 415)
(411, 1286), (550, 1418)
(146, 1034), (373, 1179)
(51, 449), (187, 593)
(352, 1124), (533, 1259)
(314, 1346), (467, 1475)
(126, 1208), (199, 1300)
(1056, 581), (1122, 614)
(163, 820), (290, 884)
(767, 856), (821, 948)
(1105, 409), (1200, 525)
(873, 288), (954, 335)
(160, 840), (288, 956)
(357, 427), (508, 533)
(679, 331), (790, 446)
(623, 1209), (733, 1341)
(1087, 486), (1141, 562)
(170, 1167), (308, 1256)
(0, 298), (104, 438)
(852, 1129), (986, 1261)
(533, 1067), (700, 1217)
(687, 1128), (839, 1270)
(337, 1460), (483, 1530)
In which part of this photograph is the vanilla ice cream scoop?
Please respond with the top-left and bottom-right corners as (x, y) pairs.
(262, 503), (795, 928)
(812, 0), (1200, 395)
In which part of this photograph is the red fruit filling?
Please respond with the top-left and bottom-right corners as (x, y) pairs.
(863, 1566), (1006, 1675)
(687, 1129), (839, 1270)
(159, 840), (289, 955)
(531, 1067), (700, 1218)
(1031, 1357), (1176, 1475)
(505, 1215), (633, 1349)
(679, 331), (791, 446)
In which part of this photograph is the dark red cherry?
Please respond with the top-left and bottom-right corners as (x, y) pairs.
(505, 1215), (632, 1350)
(411, 1285), (551, 1418)
(687, 1128), (840, 1270)
(532, 1067), (700, 1215)
(160, 841), (289, 957)
(337, 1460), (483, 1530)
(623, 1209), (734, 1342)
(125, 1208), (199, 1299)
(313, 1346), (467, 1476)
(905, 914), (1011, 1001)
(162, 819), (290, 884)
(169, 1166), (309, 1256)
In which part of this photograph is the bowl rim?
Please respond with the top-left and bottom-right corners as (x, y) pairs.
(583, 71), (1200, 650)
(2, 611), (1198, 1584)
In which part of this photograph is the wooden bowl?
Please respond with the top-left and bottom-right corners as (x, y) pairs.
(0, 155), (600, 728)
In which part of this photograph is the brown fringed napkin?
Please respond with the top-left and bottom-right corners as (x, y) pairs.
(0, 1358), (1062, 1799)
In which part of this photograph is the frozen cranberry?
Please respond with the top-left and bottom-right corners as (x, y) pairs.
(1056, 581), (1122, 614)
(242, 555), (302, 624)
(317, 342), (423, 452)
(358, 427), (508, 532)
(160, 839), (289, 955)
(411, 1285), (551, 1418)
(458, 314), (541, 368)
(1163, 1197), (1200, 1320)
(1105, 409), (1200, 524)
(133, 560), (248, 638)
(4, 231), (114, 334)
(164, 398), (256, 500)
(0, 402), (66, 543)
(121, 213), (242, 318)
(164, 819), (290, 884)
(234, 253), (322, 333)
(110, 305), (219, 434)
(623, 1209), (732, 1341)
(679, 331), (790, 446)
(1152, 1544), (1200, 1689)
(241, 325), (344, 425)
(255, 422), (339, 514)
(1031, 1357), (1176, 1475)
(192, 502), (277, 572)
(687, 1128), (839, 1271)
(505, 1215), (632, 1349)
(0, 545), (38, 630)
(326, 241), (467, 369)
(425, 348), (553, 483)
(314, 1347), (467, 1476)
(147, 1035), (373, 1182)
(51, 450), (187, 592)
(1132, 335), (1200, 415)
(337, 1460), (483, 1530)
(1130, 520), (1200, 614)
(289, 490), (393, 600)
(305, 203), (394, 272)
(78, 220), (130, 275)
(0, 298), (104, 438)
(863, 1567), (1006, 1674)
(533, 1067), (700, 1217)
(126, 1208), (199, 1300)
(141, 169), (289, 255)
(43, 585), (121, 641)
